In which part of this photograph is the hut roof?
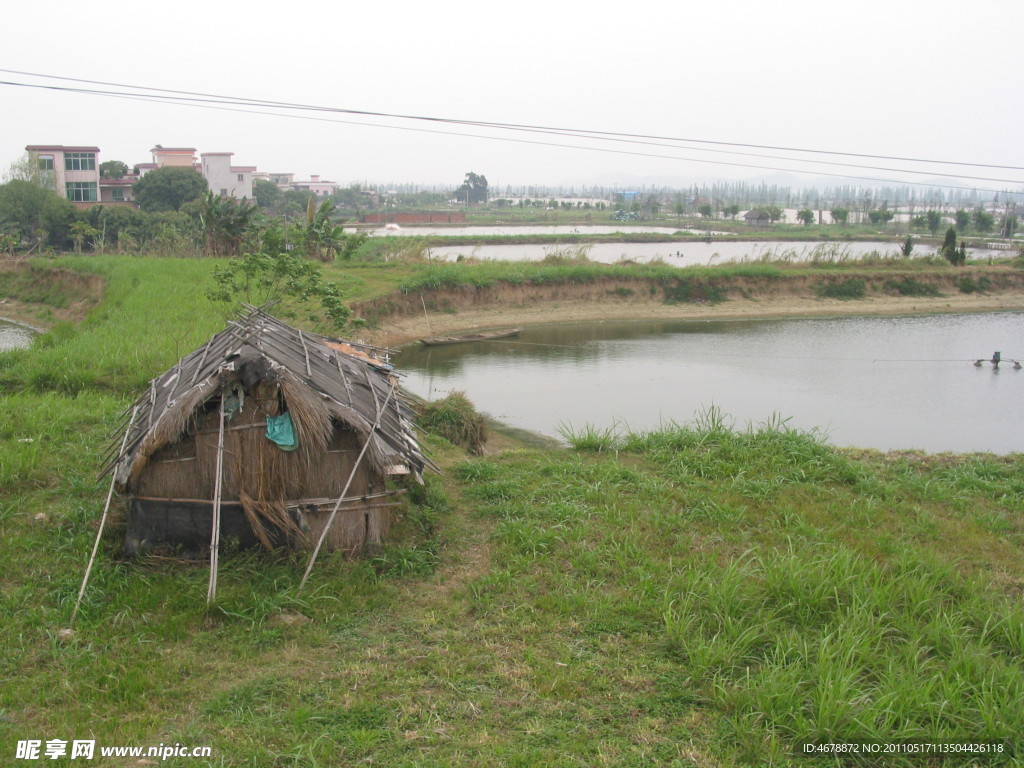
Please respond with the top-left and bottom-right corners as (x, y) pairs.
(107, 307), (434, 488)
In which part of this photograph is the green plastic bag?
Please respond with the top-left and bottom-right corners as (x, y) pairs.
(265, 412), (299, 451)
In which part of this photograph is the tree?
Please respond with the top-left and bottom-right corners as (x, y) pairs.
(99, 160), (129, 180)
(70, 221), (99, 253)
(941, 226), (965, 266)
(829, 207), (850, 226)
(763, 205), (784, 223)
(867, 209), (895, 228)
(133, 166), (208, 212)
(1001, 214), (1018, 239)
(925, 210), (942, 236)
(4, 152), (55, 189)
(198, 191), (258, 257)
(454, 172), (488, 205)
(954, 209), (971, 231)
(206, 249), (355, 331)
(796, 209), (815, 226)
(723, 204), (740, 219)
(303, 197), (348, 261)
(0, 180), (76, 250)
(253, 179), (283, 209)
(972, 209), (994, 233)
(697, 203), (713, 219)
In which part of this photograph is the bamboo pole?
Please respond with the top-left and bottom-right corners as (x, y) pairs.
(206, 392), (227, 606)
(72, 406), (138, 626)
(299, 379), (398, 591)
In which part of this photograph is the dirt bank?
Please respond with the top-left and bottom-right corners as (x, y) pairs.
(0, 260), (105, 328)
(354, 269), (1024, 347)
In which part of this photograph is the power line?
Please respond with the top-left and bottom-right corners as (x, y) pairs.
(2, 70), (1022, 194)
(3, 66), (1019, 173)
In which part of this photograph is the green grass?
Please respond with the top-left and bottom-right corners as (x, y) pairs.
(3, 255), (1024, 765)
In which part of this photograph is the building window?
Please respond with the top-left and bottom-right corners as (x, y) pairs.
(111, 189), (125, 201)
(220, 188), (228, 196)
(38, 155), (54, 171)
(64, 152), (96, 171)
(237, 174), (244, 182)
(66, 182), (98, 202)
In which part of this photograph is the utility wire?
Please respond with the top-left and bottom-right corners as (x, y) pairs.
(3, 71), (1023, 193)
(2, 66), (1020, 173)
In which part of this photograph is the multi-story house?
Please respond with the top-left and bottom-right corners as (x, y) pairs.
(26, 143), (258, 205)
(200, 152), (255, 200)
(24, 144), (102, 207)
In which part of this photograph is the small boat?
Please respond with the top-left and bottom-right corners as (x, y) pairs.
(419, 328), (522, 346)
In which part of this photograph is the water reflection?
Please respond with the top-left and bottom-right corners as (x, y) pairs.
(397, 312), (1024, 454)
(0, 319), (36, 351)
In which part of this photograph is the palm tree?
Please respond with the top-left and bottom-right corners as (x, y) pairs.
(199, 192), (257, 257)
(304, 198), (347, 261)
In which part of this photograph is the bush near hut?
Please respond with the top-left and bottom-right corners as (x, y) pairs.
(417, 391), (488, 456)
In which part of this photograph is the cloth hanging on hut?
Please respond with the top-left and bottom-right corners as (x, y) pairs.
(265, 411), (299, 451)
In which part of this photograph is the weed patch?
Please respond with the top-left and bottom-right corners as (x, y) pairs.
(814, 277), (866, 300)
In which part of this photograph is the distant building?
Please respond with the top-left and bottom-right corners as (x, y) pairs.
(26, 142), (258, 205)
(24, 145), (102, 207)
(290, 174), (336, 197)
(253, 172), (296, 189)
(201, 152), (255, 200)
(743, 209), (771, 228)
(150, 146), (198, 169)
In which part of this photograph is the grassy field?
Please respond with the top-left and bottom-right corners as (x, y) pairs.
(2, 255), (1024, 766)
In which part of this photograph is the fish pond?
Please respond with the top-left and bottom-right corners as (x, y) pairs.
(396, 311), (1024, 454)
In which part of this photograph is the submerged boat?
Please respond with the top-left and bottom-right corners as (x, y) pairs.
(419, 328), (522, 346)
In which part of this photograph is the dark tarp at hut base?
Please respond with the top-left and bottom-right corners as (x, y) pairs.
(104, 307), (435, 558)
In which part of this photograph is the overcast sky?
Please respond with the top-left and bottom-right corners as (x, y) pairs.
(2, 0), (1022, 194)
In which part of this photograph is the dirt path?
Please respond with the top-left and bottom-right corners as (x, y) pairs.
(362, 291), (1024, 348)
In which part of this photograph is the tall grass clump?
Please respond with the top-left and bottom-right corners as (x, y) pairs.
(556, 421), (620, 452)
(662, 544), (1024, 760)
(417, 391), (487, 455)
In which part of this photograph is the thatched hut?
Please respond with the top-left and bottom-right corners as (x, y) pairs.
(107, 307), (432, 557)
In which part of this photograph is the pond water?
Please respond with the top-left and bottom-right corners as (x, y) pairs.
(0, 319), (37, 351)
(355, 225), (711, 237)
(423, 240), (950, 266)
(396, 312), (1024, 454)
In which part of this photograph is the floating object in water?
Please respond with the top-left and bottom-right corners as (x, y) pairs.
(419, 328), (522, 346)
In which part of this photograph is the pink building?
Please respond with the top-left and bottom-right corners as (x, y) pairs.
(24, 145), (101, 207)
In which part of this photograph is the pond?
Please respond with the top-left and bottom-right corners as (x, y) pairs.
(423, 240), (950, 266)
(396, 312), (1024, 454)
(0, 319), (37, 351)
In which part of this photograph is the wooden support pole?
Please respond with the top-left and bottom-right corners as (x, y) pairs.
(299, 379), (398, 591)
(206, 393), (227, 607)
(72, 406), (138, 626)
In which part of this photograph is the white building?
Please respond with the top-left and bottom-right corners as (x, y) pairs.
(201, 152), (255, 200)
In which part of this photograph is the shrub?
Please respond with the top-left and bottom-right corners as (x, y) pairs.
(417, 391), (487, 455)
(815, 278), (866, 300)
(883, 277), (941, 297)
(958, 275), (992, 294)
(662, 278), (726, 304)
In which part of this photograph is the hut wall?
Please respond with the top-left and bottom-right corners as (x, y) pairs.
(130, 384), (387, 554)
